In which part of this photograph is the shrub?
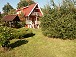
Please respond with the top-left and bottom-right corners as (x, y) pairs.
(41, 2), (76, 39)
(0, 26), (33, 48)
(14, 27), (32, 38)
(0, 26), (16, 47)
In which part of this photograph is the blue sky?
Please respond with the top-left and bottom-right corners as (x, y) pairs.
(0, 0), (62, 13)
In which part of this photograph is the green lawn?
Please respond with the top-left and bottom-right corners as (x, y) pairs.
(0, 29), (76, 57)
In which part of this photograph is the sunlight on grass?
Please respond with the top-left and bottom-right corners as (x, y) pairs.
(0, 29), (76, 57)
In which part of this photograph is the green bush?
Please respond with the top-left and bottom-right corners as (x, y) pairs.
(0, 26), (16, 47)
(0, 26), (33, 47)
(15, 27), (32, 38)
(41, 5), (76, 39)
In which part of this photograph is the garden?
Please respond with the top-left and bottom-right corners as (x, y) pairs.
(0, 29), (76, 57)
(0, 0), (76, 57)
(0, 26), (33, 50)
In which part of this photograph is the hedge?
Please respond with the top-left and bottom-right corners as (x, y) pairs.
(41, 6), (76, 39)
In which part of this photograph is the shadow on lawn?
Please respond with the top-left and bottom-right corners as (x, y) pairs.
(23, 33), (35, 38)
(9, 33), (35, 49)
(9, 40), (28, 49)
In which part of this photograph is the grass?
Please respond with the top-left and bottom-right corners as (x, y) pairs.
(0, 29), (76, 57)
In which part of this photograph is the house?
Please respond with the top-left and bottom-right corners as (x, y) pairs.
(16, 3), (43, 28)
(2, 15), (20, 27)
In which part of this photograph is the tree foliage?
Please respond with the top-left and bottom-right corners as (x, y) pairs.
(18, 12), (26, 27)
(2, 3), (14, 15)
(0, 26), (32, 48)
(8, 9), (16, 15)
(41, 0), (76, 39)
(0, 26), (16, 47)
(17, 0), (35, 9)
(0, 13), (2, 22)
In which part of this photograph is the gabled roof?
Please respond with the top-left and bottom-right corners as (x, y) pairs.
(17, 3), (43, 16)
(23, 3), (37, 16)
(3, 15), (20, 21)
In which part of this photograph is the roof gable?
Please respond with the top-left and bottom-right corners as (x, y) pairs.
(23, 3), (37, 16)
(17, 3), (43, 16)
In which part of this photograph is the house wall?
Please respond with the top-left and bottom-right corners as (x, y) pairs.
(16, 4), (43, 28)
(25, 15), (40, 29)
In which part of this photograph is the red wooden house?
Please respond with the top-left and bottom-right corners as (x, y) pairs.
(16, 3), (43, 28)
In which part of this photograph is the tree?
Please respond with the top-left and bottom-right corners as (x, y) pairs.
(17, 0), (35, 9)
(2, 3), (14, 15)
(50, 0), (56, 8)
(8, 9), (16, 15)
(28, 0), (35, 5)
(17, 1), (28, 9)
(0, 12), (2, 18)
(19, 12), (26, 27)
(41, 0), (76, 39)
(0, 12), (2, 22)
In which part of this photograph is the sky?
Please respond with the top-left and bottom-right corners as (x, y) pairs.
(0, 0), (62, 13)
